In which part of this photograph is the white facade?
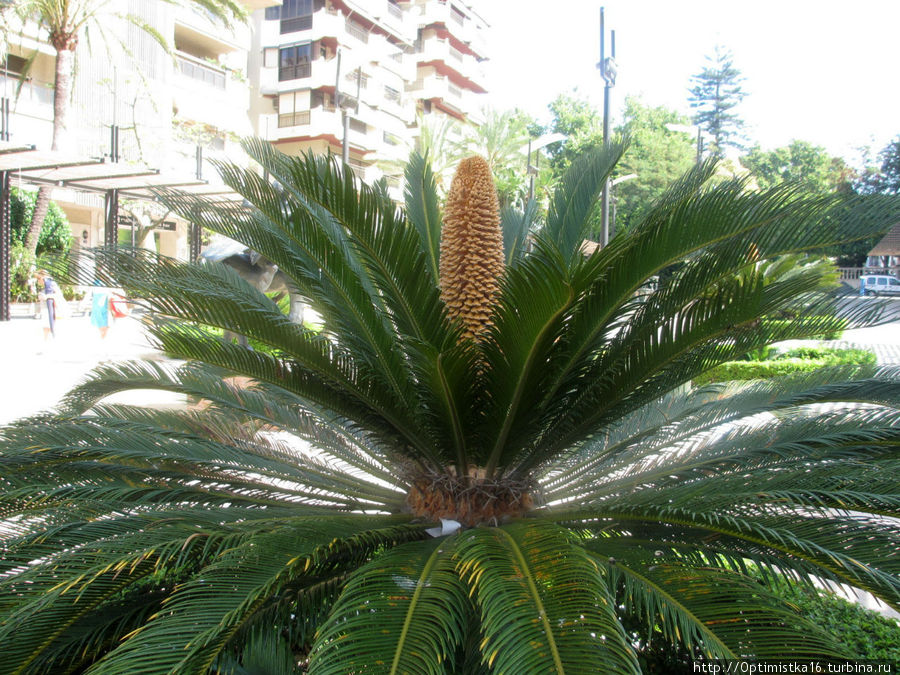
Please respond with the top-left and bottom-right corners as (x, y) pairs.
(249, 0), (490, 196)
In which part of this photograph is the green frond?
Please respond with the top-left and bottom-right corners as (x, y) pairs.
(405, 150), (443, 282)
(585, 544), (846, 660)
(456, 521), (640, 674)
(309, 537), (468, 675)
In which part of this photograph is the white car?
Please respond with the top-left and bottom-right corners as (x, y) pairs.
(859, 274), (900, 296)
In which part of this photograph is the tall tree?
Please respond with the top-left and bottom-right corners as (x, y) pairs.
(12, 0), (245, 256)
(454, 107), (535, 207)
(612, 96), (696, 233)
(688, 45), (747, 157)
(856, 136), (900, 195)
(742, 140), (852, 193)
(545, 91), (604, 174)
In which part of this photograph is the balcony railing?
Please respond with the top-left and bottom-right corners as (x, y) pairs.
(384, 86), (401, 104)
(448, 45), (464, 62)
(176, 55), (226, 90)
(282, 14), (313, 34)
(346, 20), (369, 43)
(279, 62), (312, 82)
(278, 110), (312, 128)
(387, 2), (402, 19)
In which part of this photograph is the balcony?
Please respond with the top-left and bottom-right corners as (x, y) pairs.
(176, 54), (227, 89)
(267, 106), (376, 151)
(173, 53), (251, 134)
(174, 4), (248, 54)
(415, 37), (487, 90)
(408, 74), (480, 118)
(413, 2), (487, 58)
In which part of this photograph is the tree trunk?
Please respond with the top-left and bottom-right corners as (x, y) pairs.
(23, 44), (75, 255)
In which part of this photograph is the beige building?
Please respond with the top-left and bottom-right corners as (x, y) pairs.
(250, 0), (489, 197)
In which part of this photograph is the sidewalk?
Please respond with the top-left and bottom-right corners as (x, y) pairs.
(0, 311), (178, 425)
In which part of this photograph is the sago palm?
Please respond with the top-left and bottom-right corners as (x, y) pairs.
(2, 139), (900, 674)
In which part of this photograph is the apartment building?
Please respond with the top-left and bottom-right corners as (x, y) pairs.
(249, 0), (489, 194)
(1, 0), (487, 260)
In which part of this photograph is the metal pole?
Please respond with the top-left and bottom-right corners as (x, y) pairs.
(599, 9), (611, 247)
(342, 110), (350, 166)
(0, 171), (10, 321)
(696, 127), (702, 163)
(104, 189), (119, 249)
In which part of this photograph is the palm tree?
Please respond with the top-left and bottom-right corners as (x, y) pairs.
(11, 0), (245, 256)
(2, 139), (900, 673)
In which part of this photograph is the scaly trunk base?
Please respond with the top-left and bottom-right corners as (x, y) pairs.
(406, 474), (535, 527)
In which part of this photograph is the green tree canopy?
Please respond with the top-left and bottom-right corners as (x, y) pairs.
(856, 136), (900, 195)
(612, 96), (696, 233)
(688, 45), (747, 156)
(545, 91), (604, 174)
(742, 140), (852, 193)
(455, 108), (535, 207)
(10, 186), (71, 254)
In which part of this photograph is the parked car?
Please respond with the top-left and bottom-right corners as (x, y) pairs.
(859, 274), (900, 296)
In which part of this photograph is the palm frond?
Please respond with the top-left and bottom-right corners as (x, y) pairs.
(456, 521), (640, 674)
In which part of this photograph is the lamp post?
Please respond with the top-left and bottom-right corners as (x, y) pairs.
(521, 133), (567, 202)
(665, 123), (709, 163)
(597, 7), (617, 248)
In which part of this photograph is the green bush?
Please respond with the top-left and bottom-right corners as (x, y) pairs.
(769, 581), (900, 661)
(696, 348), (876, 385)
(10, 187), (71, 255)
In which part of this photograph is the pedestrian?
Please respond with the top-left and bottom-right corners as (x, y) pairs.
(90, 280), (111, 340)
(34, 270), (63, 340)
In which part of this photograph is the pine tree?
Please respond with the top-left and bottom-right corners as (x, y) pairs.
(689, 45), (747, 157)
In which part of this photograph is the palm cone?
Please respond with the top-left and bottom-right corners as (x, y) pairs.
(439, 155), (504, 342)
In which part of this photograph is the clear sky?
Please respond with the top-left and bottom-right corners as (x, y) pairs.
(480, 0), (900, 163)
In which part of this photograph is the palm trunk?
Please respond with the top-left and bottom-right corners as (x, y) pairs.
(23, 43), (75, 255)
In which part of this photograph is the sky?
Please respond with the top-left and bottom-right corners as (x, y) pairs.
(479, 0), (900, 164)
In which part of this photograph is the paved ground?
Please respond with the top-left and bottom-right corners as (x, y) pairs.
(0, 311), (180, 425)
(3, 314), (900, 426)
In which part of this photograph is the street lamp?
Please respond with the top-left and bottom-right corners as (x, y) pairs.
(597, 7), (617, 248)
(521, 133), (567, 202)
(665, 122), (709, 163)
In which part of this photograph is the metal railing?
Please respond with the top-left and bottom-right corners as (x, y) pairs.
(176, 55), (226, 89)
(384, 86), (401, 104)
(346, 20), (369, 43)
(278, 110), (311, 128)
(279, 62), (312, 82)
(0, 73), (54, 106)
(387, 2), (402, 19)
(281, 14), (313, 34)
(449, 45), (464, 62)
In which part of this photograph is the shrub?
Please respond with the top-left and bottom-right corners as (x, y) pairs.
(696, 348), (876, 384)
(10, 186), (71, 255)
(769, 581), (900, 661)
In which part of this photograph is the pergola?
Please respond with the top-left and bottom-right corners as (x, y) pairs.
(0, 142), (242, 321)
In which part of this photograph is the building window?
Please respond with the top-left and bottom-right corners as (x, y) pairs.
(279, 43), (312, 81)
(265, 5), (280, 20)
(348, 118), (366, 134)
(384, 85), (401, 105)
(281, 0), (313, 34)
(2, 54), (26, 75)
